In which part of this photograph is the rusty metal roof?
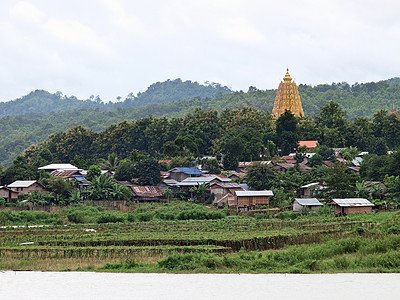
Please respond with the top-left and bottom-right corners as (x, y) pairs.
(131, 186), (165, 197)
(50, 170), (81, 178)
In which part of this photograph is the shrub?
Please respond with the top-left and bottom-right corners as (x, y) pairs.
(97, 213), (124, 224)
(136, 212), (155, 222)
(64, 205), (100, 223)
(158, 253), (204, 270)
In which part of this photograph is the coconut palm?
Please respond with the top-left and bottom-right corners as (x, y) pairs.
(111, 183), (132, 201)
(100, 153), (119, 172)
(88, 174), (115, 200)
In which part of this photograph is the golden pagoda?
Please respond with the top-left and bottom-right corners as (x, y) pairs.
(272, 69), (304, 118)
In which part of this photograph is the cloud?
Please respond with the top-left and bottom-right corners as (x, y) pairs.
(217, 17), (265, 45)
(42, 19), (112, 55)
(99, 0), (160, 38)
(9, 1), (45, 24)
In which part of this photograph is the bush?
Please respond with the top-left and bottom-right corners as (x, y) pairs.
(136, 212), (155, 222)
(155, 211), (176, 220)
(64, 205), (100, 224)
(176, 209), (225, 220)
(97, 213), (124, 224)
(388, 226), (400, 234)
(0, 210), (63, 225)
(158, 253), (204, 270)
(275, 211), (299, 220)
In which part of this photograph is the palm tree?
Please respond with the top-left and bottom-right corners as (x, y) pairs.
(100, 153), (119, 172)
(189, 183), (207, 202)
(111, 183), (132, 201)
(89, 174), (115, 200)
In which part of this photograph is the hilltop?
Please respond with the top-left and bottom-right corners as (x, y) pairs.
(0, 77), (400, 166)
(0, 79), (232, 118)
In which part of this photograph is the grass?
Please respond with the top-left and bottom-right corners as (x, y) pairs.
(1, 203), (400, 273)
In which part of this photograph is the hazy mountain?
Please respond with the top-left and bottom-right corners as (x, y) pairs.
(0, 79), (233, 117)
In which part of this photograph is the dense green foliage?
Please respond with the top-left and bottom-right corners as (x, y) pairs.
(0, 78), (399, 166)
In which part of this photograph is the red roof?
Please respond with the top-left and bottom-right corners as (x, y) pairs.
(298, 141), (318, 148)
(50, 170), (81, 178)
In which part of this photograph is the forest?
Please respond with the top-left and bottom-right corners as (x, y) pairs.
(0, 77), (399, 166)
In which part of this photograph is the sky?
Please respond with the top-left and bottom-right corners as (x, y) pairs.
(0, 0), (399, 102)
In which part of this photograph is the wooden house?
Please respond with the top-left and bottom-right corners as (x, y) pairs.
(298, 182), (326, 197)
(0, 186), (19, 202)
(227, 171), (246, 180)
(167, 167), (204, 182)
(292, 198), (323, 213)
(7, 180), (50, 195)
(329, 198), (374, 215)
(131, 186), (164, 201)
(210, 182), (244, 207)
(233, 190), (274, 211)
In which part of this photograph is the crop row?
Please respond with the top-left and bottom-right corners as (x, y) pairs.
(0, 245), (231, 259)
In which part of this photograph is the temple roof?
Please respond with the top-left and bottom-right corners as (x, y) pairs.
(283, 68), (292, 81)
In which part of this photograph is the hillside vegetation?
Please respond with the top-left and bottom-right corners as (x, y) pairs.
(0, 78), (400, 166)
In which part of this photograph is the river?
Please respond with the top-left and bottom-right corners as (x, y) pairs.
(1, 272), (399, 299)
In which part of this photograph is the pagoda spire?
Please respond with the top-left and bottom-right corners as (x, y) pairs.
(272, 69), (304, 118)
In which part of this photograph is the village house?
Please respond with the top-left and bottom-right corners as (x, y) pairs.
(7, 180), (50, 195)
(227, 171), (246, 180)
(0, 186), (19, 202)
(329, 198), (374, 215)
(131, 186), (165, 202)
(210, 182), (244, 207)
(297, 182), (326, 197)
(232, 190), (274, 211)
(273, 162), (311, 175)
(38, 163), (81, 173)
(167, 167), (204, 182)
(292, 198), (323, 213)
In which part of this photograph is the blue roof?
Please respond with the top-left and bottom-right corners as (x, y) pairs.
(73, 176), (88, 182)
(168, 167), (204, 175)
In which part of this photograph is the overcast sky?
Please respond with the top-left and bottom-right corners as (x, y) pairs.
(0, 0), (399, 102)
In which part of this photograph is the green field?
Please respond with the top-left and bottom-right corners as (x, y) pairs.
(1, 203), (400, 273)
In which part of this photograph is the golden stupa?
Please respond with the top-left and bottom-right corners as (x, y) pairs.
(272, 69), (304, 118)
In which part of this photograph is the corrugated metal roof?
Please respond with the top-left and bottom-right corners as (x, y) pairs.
(235, 190), (274, 197)
(38, 163), (79, 170)
(174, 177), (213, 186)
(131, 186), (164, 197)
(167, 167), (204, 175)
(210, 182), (243, 189)
(331, 198), (374, 207)
(73, 176), (88, 182)
(163, 179), (178, 186)
(294, 198), (323, 206)
(180, 177), (214, 183)
(8, 180), (38, 188)
(228, 171), (246, 178)
(51, 170), (80, 178)
(300, 182), (319, 188)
